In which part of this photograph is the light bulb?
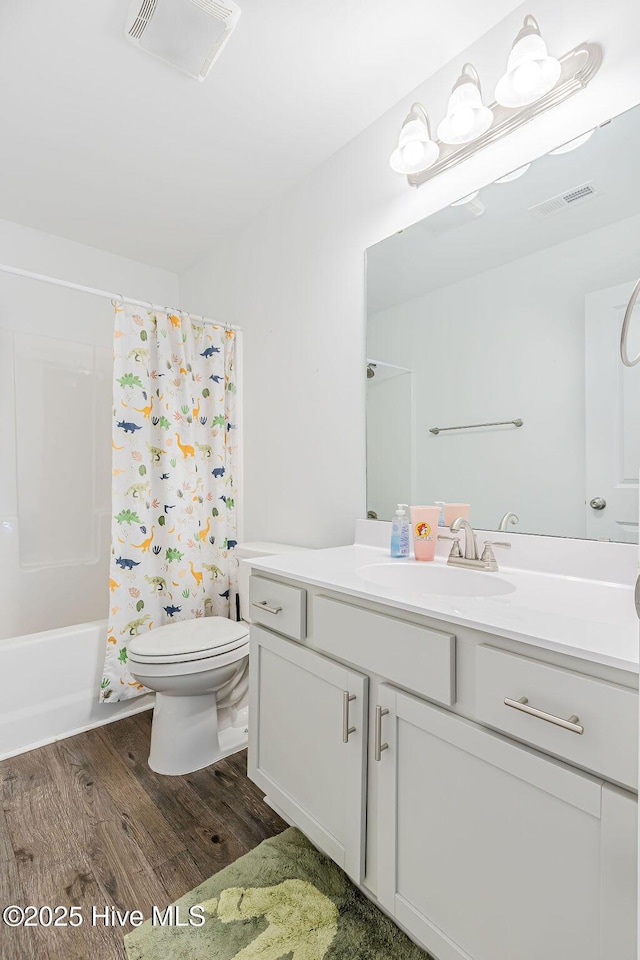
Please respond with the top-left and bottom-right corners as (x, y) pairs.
(437, 64), (493, 145)
(451, 107), (476, 137)
(403, 141), (425, 165)
(495, 16), (561, 108)
(389, 103), (439, 175)
(512, 59), (542, 95)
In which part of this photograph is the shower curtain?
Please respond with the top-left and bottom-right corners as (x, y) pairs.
(100, 305), (238, 702)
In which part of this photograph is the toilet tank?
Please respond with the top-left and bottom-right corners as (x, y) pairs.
(235, 542), (308, 622)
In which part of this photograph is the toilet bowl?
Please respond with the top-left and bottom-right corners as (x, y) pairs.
(128, 541), (304, 775)
(129, 617), (250, 775)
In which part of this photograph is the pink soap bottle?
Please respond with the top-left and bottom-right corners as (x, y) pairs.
(410, 506), (440, 561)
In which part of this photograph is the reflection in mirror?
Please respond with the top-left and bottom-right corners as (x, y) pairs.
(366, 106), (640, 542)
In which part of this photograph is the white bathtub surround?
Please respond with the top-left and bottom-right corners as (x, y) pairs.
(0, 220), (179, 644)
(0, 620), (153, 762)
(103, 305), (239, 702)
(249, 520), (638, 672)
(0, 218), (178, 760)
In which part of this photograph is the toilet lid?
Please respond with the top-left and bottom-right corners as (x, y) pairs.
(129, 616), (249, 662)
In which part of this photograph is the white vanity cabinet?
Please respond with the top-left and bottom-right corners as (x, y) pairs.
(248, 625), (368, 883)
(247, 574), (638, 960)
(376, 684), (637, 960)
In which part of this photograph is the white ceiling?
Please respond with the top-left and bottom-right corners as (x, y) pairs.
(0, 0), (521, 273)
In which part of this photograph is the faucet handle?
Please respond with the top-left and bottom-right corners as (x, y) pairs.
(439, 534), (462, 559)
(481, 540), (511, 562)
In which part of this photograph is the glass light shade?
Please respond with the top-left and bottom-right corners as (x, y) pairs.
(450, 190), (480, 206)
(495, 21), (561, 107)
(549, 129), (595, 155)
(495, 163), (530, 183)
(437, 73), (493, 145)
(389, 110), (439, 174)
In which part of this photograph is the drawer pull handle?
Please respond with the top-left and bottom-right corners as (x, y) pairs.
(342, 692), (356, 743)
(375, 705), (389, 761)
(504, 696), (584, 735)
(252, 601), (283, 615)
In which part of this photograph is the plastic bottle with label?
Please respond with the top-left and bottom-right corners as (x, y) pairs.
(390, 504), (410, 558)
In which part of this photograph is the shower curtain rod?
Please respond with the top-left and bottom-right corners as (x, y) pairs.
(0, 262), (241, 332)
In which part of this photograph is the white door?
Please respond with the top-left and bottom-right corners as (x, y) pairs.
(376, 684), (637, 960)
(248, 625), (368, 883)
(366, 361), (412, 519)
(585, 281), (640, 541)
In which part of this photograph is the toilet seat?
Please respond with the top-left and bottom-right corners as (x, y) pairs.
(129, 616), (249, 665)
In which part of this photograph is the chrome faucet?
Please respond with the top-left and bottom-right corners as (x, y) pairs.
(498, 511), (519, 531)
(446, 517), (511, 572)
(450, 517), (479, 560)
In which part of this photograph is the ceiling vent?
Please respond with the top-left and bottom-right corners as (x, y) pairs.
(125, 0), (241, 80)
(529, 181), (599, 218)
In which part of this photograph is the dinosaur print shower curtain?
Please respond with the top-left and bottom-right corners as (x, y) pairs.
(100, 305), (238, 702)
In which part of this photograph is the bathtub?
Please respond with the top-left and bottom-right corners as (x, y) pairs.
(0, 619), (154, 761)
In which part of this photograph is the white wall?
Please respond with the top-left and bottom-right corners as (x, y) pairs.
(179, 0), (640, 549)
(368, 212), (640, 538)
(0, 218), (179, 640)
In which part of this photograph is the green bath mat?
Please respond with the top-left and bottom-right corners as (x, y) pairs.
(125, 827), (431, 960)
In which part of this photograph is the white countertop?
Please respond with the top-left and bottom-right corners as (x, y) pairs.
(250, 544), (639, 674)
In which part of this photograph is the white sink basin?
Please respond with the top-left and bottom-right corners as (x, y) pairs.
(357, 562), (515, 598)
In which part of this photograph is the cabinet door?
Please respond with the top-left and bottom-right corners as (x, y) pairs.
(376, 684), (637, 960)
(248, 625), (368, 883)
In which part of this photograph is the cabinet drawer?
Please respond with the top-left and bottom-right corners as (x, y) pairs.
(249, 576), (306, 640)
(313, 596), (455, 706)
(476, 645), (638, 789)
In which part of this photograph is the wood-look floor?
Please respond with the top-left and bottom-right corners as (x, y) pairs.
(0, 712), (287, 960)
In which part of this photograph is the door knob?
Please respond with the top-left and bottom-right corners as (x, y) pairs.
(589, 497), (606, 510)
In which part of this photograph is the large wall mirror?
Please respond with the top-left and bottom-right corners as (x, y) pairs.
(366, 105), (640, 543)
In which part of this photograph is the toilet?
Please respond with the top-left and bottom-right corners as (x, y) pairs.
(128, 542), (303, 775)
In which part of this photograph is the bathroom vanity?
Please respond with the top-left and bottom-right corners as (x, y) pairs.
(247, 532), (638, 960)
(246, 101), (640, 960)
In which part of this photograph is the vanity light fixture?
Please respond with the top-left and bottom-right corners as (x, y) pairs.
(389, 21), (602, 189)
(495, 16), (561, 108)
(437, 64), (493, 145)
(495, 163), (531, 183)
(549, 128), (596, 154)
(389, 104), (439, 174)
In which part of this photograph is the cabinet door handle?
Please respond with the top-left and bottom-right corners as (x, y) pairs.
(504, 696), (584, 735)
(375, 705), (389, 760)
(342, 692), (356, 743)
(252, 600), (283, 615)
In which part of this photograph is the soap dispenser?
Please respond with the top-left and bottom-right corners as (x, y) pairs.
(390, 504), (410, 558)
